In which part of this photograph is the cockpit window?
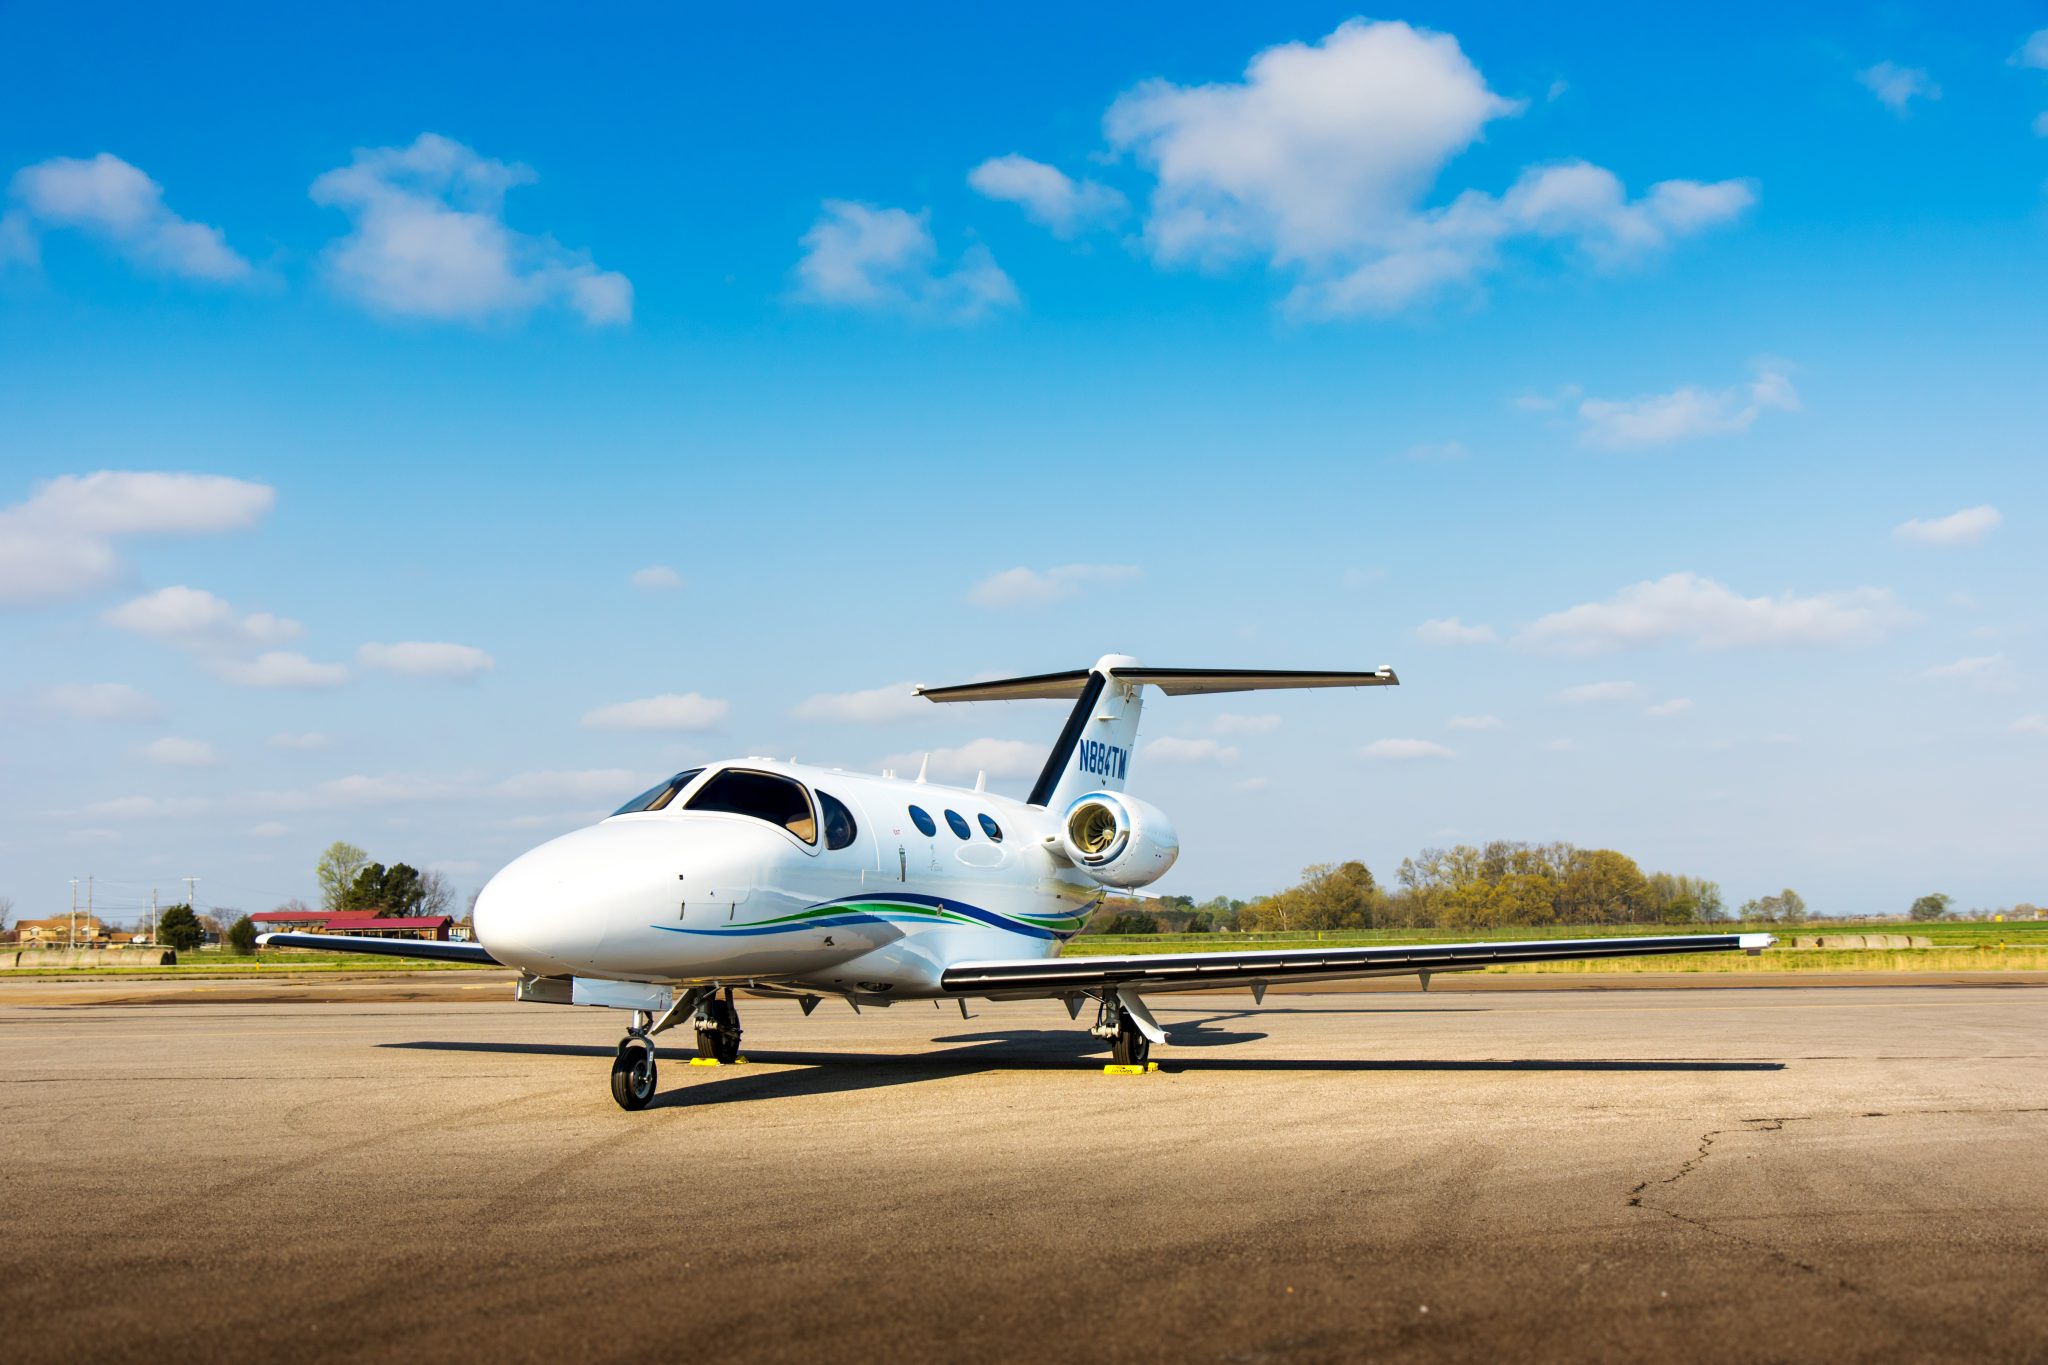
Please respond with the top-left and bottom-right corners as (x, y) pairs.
(819, 790), (858, 851)
(944, 809), (972, 840)
(685, 769), (817, 843)
(611, 768), (705, 816)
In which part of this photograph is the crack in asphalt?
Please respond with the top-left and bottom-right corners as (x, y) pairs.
(1627, 1106), (2048, 1292)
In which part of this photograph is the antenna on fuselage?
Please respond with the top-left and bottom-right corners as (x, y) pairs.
(915, 753), (929, 784)
(974, 771), (986, 792)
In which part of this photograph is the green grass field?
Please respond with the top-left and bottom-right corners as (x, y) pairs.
(8, 919), (2042, 977)
(1060, 918), (2048, 972)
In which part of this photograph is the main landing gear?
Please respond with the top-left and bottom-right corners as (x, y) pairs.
(1090, 996), (1150, 1067)
(694, 989), (742, 1064)
(611, 1010), (658, 1111)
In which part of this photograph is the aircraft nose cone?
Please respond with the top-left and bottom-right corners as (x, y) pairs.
(473, 818), (760, 976)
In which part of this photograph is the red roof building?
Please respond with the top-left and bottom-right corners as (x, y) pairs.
(318, 915), (452, 940)
(251, 910), (332, 927)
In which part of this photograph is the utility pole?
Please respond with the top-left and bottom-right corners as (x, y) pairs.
(184, 877), (199, 944)
(69, 878), (78, 951)
(86, 876), (93, 945)
(151, 886), (158, 944)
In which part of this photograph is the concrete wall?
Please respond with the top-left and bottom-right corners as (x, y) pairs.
(3, 947), (178, 968)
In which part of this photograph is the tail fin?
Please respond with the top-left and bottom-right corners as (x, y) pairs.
(916, 654), (1398, 808)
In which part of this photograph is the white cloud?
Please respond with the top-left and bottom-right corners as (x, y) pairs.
(81, 794), (211, 819)
(310, 133), (631, 325)
(1916, 654), (2017, 694)
(1144, 736), (1240, 764)
(793, 682), (928, 725)
(879, 737), (1043, 780)
(1234, 776), (1271, 792)
(1103, 20), (1751, 317)
(208, 651), (351, 689)
(248, 821), (290, 838)
(1446, 714), (1502, 731)
(1415, 616), (1497, 646)
(357, 641), (495, 679)
(794, 200), (1018, 323)
(1361, 737), (1455, 761)
(0, 471), (274, 608)
(1645, 697), (1694, 717)
(314, 773), (464, 806)
(1401, 440), (1468, 462)
(967, 155), (1126, 237)
(2016, 30), (2048, 70)
(630, 565), (683, 591)
(1857, 62), (1940, 113)
(7, 153), (251, 282)
(140, 736), (219, 768)
(580, 692), (729, 731)
(1540, 738), (1577, 753)
(1211, 712), (1282, 736)
(1558, 680), (1641, 703)
(1893, 505), (2000, 546)
(42, 682), (161, 722)
(1575, 367), (1798, 449)
(267, 731), (333, 751)
(104, 586), (300, 649)
(490, 769), (643, 801)
(967, 563), (1140, 608)
(2011, 715), (2048, 737)
(1520, 572), (1912, 653)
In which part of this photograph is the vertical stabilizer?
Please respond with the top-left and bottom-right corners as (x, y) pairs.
(1026, 654), (1145, 809)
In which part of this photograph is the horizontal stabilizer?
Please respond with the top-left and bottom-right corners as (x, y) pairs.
(919, 665), (1397, 703)
(257, 931), (499, 965)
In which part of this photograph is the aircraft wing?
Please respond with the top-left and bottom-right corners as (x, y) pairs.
(257, 931), (500, 965)
(941, 931), (1773, 998)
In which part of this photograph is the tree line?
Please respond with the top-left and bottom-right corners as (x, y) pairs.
(1094, 840), (1812, 933)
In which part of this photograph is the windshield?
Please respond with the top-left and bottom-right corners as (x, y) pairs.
(611, 768), (705, 816)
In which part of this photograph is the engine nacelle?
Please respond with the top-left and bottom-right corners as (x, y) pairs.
(1059, 791), (1180, 888)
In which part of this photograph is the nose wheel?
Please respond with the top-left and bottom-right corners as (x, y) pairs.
(610, 1009), (659, 1111)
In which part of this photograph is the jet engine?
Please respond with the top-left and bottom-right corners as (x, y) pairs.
(1059, 791), (1179, 888)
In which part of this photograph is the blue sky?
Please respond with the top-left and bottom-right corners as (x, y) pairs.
(3, 3), (2045, 923)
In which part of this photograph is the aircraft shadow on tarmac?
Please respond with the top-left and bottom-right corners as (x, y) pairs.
(379, 1032), (1784, 1108)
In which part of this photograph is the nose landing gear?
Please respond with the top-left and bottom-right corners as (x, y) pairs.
(611, 1009), (658, 1111)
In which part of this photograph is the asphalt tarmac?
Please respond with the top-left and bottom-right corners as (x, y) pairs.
(3, 980), (2043, 1363)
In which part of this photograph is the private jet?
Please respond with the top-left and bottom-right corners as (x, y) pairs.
(264, 654), (1772, 1109)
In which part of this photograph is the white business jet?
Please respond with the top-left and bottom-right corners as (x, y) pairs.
(264, 654), (1772, 1109)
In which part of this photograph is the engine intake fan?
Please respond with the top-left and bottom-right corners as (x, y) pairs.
(1060, 791), (1179, 888)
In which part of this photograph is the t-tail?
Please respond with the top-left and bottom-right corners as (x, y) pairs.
(916, 653), (1399, 810)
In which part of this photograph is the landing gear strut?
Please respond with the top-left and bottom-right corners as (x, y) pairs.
(611, 1009), (658, 1111)
(1090, 996), (1150, 1067)
(694, 989), (742, 1064)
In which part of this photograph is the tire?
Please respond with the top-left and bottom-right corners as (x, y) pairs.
(1112, 1020), (1150, 1066)
(611, 1045), (657, 1110)
(696, 999), (741, 1064)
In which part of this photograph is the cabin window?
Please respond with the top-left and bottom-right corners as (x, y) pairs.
(908, 805), (937, 837)
(819, 790), (858, 851)
(685, 769), (817, 844)
(978, 814), (1003, 843)
(611, 768), (705, 816)
(944, 809), (972, 840)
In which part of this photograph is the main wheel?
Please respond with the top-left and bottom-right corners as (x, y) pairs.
(696, 998), (741, 1064)
(1111, 1017), (1150, 1066)
(611, 1044), (657, 1110)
